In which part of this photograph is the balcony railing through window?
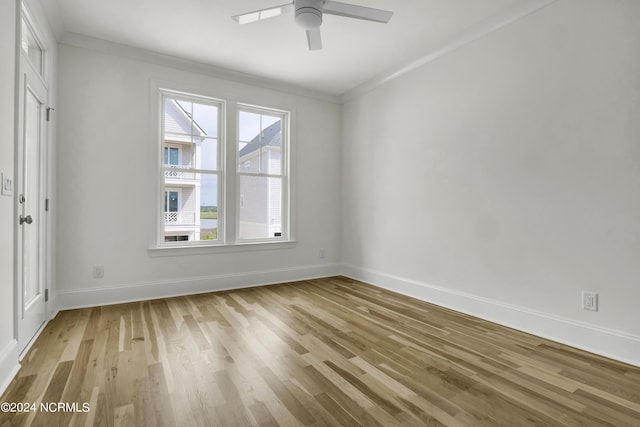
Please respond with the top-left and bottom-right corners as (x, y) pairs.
(164, 164), (196, 180)
(164, 211), (196, 225)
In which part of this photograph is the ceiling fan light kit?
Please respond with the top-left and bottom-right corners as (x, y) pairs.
(232, 0), (393, 50)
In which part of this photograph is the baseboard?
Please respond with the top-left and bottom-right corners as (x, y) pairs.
(0, 339), (20, 397)
(47, 294), (60, 322)
(58, 263), (340, 310)
(341, 264), (640, 368)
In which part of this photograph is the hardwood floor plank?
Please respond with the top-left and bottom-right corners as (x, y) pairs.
(141, 301), (159, 363)
(211, 370), (254, 427)
(2, 277), (639, 426)
(147, 363), (176, 427)
(113, 403), (135, 427)
(323, 360), (402, 417)
(301, 364), (385, 426)
(182, 314), (212, 351)
(257, 366), (315, 425)
(248, 401), (279, 427)
(314, 392), (360, 426)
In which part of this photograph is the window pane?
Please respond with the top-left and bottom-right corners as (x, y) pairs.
(169, 147), (179, 165)
(176, 100), (193, 133)
(193, 103), (218, 136)
(238, 142), (259, 172)
(260, 118), (281, 175)
(164, 99), (191, 138)
(237, 123), (282, 174)
(168, 192), (179, 212)
(239, 111), (260, 142)
(261, 115), (280, 132)
(239, 112), (282, 144)
(238, 144), (282, 175)
(199, 174), (219, 241)
(21, 19), (43, 76)
(238, 143), (260, 173)
(239, 176), (282, 240)
(199, 138), (218, 171)
(163, 173), (219, 243)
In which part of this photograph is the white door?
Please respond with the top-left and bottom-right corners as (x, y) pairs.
(17, 15), (48, 354)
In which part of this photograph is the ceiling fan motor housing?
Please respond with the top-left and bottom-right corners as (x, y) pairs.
(295, 0), (323, 29)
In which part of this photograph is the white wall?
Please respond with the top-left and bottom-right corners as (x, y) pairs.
(0, 0), (18, 390)
(56, 43), (342, 306)
(342, 0), (640, 365)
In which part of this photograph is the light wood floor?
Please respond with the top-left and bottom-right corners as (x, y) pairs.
(1, 277), (639, 426)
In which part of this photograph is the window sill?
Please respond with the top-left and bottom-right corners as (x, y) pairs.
(148, 240), (297, 257)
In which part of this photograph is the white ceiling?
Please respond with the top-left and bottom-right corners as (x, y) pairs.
(40, 0), (534, 97)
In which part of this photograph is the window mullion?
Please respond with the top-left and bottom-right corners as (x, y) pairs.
(224, 101), (238, 244)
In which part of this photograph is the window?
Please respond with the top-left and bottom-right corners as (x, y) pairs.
(158, 90), (290, 248)
(164, 146), (180, 165)
(21, 18), (43, 77)
(160, 92), (221, 244)
(238, 109), (287, 240)
(164, 189), (180, 219)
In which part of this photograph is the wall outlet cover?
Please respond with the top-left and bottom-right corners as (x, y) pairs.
(582, 291), (598, 312)
(93, 265), (105, 279)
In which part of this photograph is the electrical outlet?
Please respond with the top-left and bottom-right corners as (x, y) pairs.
(582, 291), (598, 312)
(93, 265), (104, 279)
(319, 249), (326, 259)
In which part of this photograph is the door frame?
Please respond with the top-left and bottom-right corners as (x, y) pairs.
(14, 2), (51, 357)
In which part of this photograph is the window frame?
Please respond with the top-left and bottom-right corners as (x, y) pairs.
(153, 87), (293, 253)
(236, 104), (291, 243)
(20, 15), (45, 79)
(157, 89), (224, 247)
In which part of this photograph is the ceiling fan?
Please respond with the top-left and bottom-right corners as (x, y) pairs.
(232, 0), (393, 50)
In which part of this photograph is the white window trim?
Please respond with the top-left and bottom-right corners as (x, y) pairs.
(149, 84), (295, 254)
(236, 104), (291, 244)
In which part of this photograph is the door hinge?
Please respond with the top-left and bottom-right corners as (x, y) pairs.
(46, 107), (54, 122)
(45, 198), (49, 211)
(44, 288), (49, 302)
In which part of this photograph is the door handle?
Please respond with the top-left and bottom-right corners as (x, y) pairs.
(19, 215), (33, 225)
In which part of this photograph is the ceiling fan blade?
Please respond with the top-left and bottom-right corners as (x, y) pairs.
(232, 3), (294, 24)
(306, 29), (322, 50)
(323, 1), (393, 23)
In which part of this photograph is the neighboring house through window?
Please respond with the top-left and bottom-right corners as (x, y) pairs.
(158, 89), (290, 247)
(161, 95), (215, 242)
(238, 110), (286, 240)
